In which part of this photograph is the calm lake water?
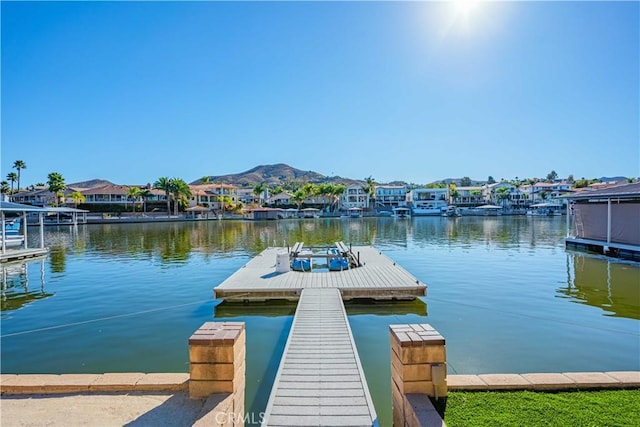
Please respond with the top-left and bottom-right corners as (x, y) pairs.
(2, 217), (639, 425)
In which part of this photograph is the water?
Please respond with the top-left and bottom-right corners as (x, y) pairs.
(2, 217), (639, 426)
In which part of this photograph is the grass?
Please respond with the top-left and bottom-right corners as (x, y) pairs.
(443, 390), (640, 427)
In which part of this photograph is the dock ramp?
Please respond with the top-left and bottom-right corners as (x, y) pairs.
(262, 288), (378, 426)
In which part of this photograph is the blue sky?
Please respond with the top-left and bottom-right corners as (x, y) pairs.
(1, 1), (638, 186)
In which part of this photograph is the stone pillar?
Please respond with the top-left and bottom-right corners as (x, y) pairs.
(390, 324), (447, 426)
(189, 322), (245, 400)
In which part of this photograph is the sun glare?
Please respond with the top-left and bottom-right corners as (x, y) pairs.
(454, 0), (480, 17)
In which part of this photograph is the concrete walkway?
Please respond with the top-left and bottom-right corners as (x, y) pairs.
(1, 371), (639, 426)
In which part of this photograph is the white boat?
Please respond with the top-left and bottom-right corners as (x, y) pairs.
(347, 207), (363, 218)
(475, 205), (504, 216)
(411, 202), (448, 216)
(299, 208), (320, 218)
(392, 207), (411, 218)
(442, 206), (461, 217)
(527, 203), (563, 216)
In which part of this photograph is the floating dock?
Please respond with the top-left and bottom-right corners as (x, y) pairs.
(262, 288), (378, 426)
(0, 248), (48, 264)
(214, 245), (426, 301)
(566, 237), (640, 261)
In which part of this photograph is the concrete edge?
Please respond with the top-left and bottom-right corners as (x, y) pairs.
(2, 371), (638, 396)
(447, 371), (640, 392)
(0, 373), (189, 395)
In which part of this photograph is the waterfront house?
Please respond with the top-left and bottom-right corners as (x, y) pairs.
(484, 183), (531, 209)
(236, 188), (260, 207)
(564, 182), (640, 259)
(340, 184), (370, 211)
(406, 187), (448, 215)
(521, 181), (573, 204)
(374, 185), (407, 209)
(450, 186), (485, 207)
(80, 184), (129, 205)
(189, 184), (238, 211)
(10, 186), (56, 207)
(267, 192), (294, 207)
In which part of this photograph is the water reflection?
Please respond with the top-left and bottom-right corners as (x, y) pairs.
(1, 258), (51, 314)
(559, 253), (640, 320)
(30, 217), (572, 265)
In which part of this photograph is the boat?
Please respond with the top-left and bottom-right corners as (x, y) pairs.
(527, 203), (563, 216)
(291, 257), (312, 272)
(347, 207), (363, 218)
(392, 207), (411, 218)
(474, 205), (504, 216)
(299, 208), (320, 218)
(411, 203), (448, 216)
(327, 248), (349, 271)
(2, 217), (25, 248)
(441, 206), (461, 217)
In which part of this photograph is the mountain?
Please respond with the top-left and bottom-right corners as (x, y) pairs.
(68, 179), (114, 189)
(193, 164), (360, 187)
(598, 176), (628, 183)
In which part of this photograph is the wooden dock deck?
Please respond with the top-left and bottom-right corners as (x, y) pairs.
(0, 248), (48, 264)
(262, 288), (378, 426)
(214, 245), (426, 301)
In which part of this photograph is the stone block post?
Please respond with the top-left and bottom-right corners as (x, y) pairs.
(189, 322), (245, 402)
(390, 324), (447, 426)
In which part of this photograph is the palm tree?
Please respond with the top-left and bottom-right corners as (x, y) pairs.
(363, 176), (376, 210)
(200, 176), (211, 184)
(69, 191), (86, 208)
(330, 184), (345, 212)
(12, 160), (26, 192)
(47, 172), (66, 206)
(154, 177), (173, 216)
(317, 183), (332, 212)
(6, 172), (17, 194)
(253, 183), (266, 206)
(170, 178), (191, 215)
(448, 183), (460, 205)
(217, 195), (235, 215)
(496, 187), (510, 207)
(291, 189), (306, 211)
(0, 181), (10, 195)
(140, 189), (151, 213)
(127, 186), (143, 212)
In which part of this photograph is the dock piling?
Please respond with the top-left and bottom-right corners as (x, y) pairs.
(188, 322), (245, 401)
(390, 324), (447, 426)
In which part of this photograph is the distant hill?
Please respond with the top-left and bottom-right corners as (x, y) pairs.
(68, 179), (114, 189)
(193, 163), (361, 187)
(598, 176), (628, 183)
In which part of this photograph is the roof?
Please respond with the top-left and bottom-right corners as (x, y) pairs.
(80, 184), (130, 195)
(565, 182), (640, 200)
(0, 201), (47, 212)
(47, 206), (90, 213)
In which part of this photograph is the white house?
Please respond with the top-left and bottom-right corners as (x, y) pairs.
(374, 185), (407, 208)
(406, 188), (448, 215)
(450, 186), (484, 207)
(340, 184), (370, 210)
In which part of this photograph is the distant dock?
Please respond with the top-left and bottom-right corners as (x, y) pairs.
(213, 244), (426, 301)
